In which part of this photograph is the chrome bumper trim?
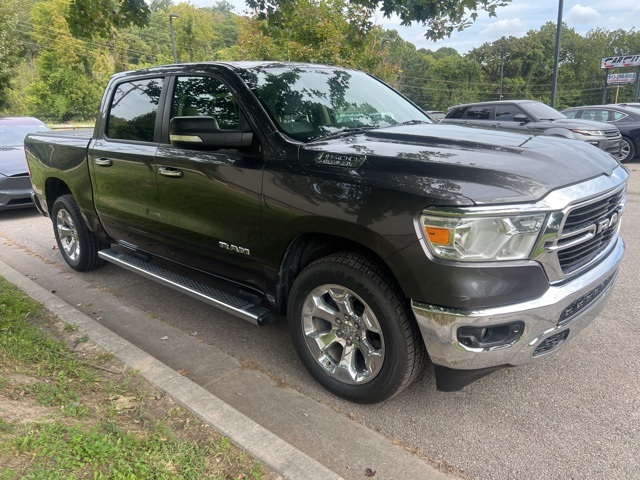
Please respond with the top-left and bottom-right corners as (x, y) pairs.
(411, 237), (624, 370)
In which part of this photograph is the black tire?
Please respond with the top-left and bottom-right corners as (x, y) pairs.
(287, 252), (427, 403)
(52, 194), (107, 271)
(619, 136), (636, 163)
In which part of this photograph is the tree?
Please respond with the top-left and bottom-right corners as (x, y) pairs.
(246, 0), (511, 41)
(62, 0), (512, 42)
(27, 0), (113, 121)
(66, 0), (150, 38)
(422, 54), (485, 109)
(223, 0), (396, 81)
(0, 0), (38, 112)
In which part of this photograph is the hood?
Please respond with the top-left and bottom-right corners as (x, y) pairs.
(0, 145), (29, 177)
(536, 118), (615, 130)
(300, 123), (621, 205)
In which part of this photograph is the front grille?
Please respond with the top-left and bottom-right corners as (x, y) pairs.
(604, 129), (621, 138)
(557, 189), (625, 274)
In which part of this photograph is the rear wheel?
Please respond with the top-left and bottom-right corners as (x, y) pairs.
(52, 195), (107, 271)
(619, 136), (636, 163)
(288, 252), (426, 403)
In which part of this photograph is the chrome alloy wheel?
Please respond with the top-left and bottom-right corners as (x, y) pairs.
(56, 208), (80, 262)
(301, 284), (385, 385)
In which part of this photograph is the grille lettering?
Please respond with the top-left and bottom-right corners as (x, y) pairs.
(595, 211), (619, 234)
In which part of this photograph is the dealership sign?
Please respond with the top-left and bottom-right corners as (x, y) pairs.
(607, 73), (637, 85)
(601, 55), (640, 69)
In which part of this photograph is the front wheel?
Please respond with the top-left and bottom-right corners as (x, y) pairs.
(287, 253), (426, 403)
(619, 136), (636, 163)
(52, 195), (107, 271)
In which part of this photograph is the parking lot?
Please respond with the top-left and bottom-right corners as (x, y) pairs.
(1, 161), (639, 480)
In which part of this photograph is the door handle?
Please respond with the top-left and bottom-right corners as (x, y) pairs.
(94, 157), (113, 167)
(158, 167), (184, 178)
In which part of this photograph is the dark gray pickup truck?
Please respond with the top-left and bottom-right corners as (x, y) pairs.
(25, 62), (628, 403)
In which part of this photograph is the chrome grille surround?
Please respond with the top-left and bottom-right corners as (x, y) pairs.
(534, 170), (627, 284)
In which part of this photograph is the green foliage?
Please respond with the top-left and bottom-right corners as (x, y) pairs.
(247, 0), (512, 41)
(223, 0), (399, 82)
(170, 2), (237, 62)
(67, 0), (151, 38)
(0, 0), (38, 112)
(0, 279), (98, 412)
(21, 0), (112, 121)
(424, 54), (486, 107)
(5, 421), (212, 479)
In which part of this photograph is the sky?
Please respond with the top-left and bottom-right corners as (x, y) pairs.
(191, 0), (640, 54)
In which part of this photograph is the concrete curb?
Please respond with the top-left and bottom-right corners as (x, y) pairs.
(0, 259), (343, 480)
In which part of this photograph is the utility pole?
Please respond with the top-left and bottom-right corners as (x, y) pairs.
(550, 0), (564, 108)
(499, 50), (505, 100)
(169, 14), (179, 64)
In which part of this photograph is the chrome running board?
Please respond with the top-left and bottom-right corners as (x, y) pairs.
(98, 248), (272, 326)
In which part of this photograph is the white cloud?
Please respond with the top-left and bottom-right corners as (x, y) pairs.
(566, 4), (602, 24)
(480, 18), (527, 38)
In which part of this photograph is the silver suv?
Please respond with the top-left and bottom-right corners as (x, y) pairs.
(443, 100), (622, 156)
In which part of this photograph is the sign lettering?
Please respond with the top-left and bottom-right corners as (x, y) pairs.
(601, 55), (640, 69)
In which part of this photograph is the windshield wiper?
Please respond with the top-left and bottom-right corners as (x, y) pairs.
(398, 119), (431, 125)
(308, 126), (376, 143)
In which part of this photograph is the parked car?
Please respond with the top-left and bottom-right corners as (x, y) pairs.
(426, 110), (445, 122)
(0, 117), (50, 210)
(616, 102), (640, 109)
(443, 100), (622, 156)
(562, 104), (640, 163)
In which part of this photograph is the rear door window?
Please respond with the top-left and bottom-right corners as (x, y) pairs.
(107, 78), (164, 142)
(465, 105), (493, 120)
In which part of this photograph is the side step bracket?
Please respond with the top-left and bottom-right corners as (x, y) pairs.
(98, 248), (272, 326)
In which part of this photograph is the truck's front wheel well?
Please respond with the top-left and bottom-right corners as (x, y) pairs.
(275, 234), (399, 316)
(44, 178), (72, 216)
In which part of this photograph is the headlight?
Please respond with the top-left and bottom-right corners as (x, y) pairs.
(570, 129), (605, 136)
(420, 211), (546, 261)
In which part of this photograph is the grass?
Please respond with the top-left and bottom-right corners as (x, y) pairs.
(0, 277), (279, 480)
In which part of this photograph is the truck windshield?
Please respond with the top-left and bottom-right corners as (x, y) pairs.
(238, 66), (431, 142)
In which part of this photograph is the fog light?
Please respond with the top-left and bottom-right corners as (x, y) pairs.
(457, 321), (525, 349)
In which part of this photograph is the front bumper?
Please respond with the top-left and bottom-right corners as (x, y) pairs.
(411, 237), (624, 373)
(0, 175), (34, 210)
(584, 136), (621, 156)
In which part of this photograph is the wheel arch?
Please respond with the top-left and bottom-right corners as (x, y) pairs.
(44, 176), (111, 243)
(44, 177), (72, 215)
(274, 232), (404, 317)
